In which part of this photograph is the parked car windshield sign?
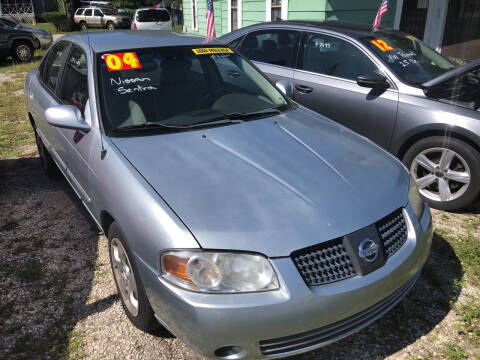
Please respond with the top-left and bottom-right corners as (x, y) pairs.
(97, 46), (288, 134)
(136, 9), (170, 22)
(361, 33), (456, 85)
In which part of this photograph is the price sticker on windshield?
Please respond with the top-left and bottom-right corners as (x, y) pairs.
(103, 52), (143, 72)
(192, 47), (234, 55)
(371, 39), (394, 52)
(406, 35), (416, 41)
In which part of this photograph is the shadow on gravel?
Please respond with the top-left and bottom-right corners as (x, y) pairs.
(0, 156), (117, 359)
(290, 233), (463, 360)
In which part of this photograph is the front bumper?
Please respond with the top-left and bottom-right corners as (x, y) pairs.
(138, 203), (432, 359)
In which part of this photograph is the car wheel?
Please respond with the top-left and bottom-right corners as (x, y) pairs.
(80, 22), (88, 31)
(34, 128), (58, 177)
(12, 41), (33, 62)
(108, 222), (159, 332)
(106, 21), (115, 31)
(403, 137), (480, 211)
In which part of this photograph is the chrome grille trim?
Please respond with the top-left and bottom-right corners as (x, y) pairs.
(291, 238), (356, 286)
(376, 208), (408, 258)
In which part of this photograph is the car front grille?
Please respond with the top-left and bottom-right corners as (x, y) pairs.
(291, 238), (356, 286)
(259, 272), (419, 358)
(376, 209), (408, 258)
(291, 209), (407, 287)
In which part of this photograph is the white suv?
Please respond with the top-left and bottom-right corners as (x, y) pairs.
(131, 8), (172, 30)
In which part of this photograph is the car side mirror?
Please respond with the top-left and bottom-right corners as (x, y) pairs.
(356, 72), (390, 89)
(276, 80), (293, 98)
(45, 105), (91, 132)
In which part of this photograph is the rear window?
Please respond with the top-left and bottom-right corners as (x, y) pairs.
(136, 9), (170, 22)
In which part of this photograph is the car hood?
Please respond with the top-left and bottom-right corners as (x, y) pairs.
(423, 58), (480, 89)
(112, 108), (409, 257)
(19, 26), (47, 34)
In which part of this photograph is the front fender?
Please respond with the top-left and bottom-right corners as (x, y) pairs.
(88, 137), (200, 272)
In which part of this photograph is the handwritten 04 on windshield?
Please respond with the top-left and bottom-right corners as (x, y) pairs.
(103, 52), (143, 72)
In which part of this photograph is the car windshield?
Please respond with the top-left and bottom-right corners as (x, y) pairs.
(136, 9), (170, 22)
(97, 46), (289, 134)
(361, 33), (457, 85)
(102, 9), (116, 15)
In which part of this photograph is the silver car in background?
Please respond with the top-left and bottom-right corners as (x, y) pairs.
(220, 21), (480, 211)
(131, 7), (172, 31)
(25, 31), (432, 359)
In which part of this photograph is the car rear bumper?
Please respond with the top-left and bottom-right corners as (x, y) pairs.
(137, 203), (432, 359)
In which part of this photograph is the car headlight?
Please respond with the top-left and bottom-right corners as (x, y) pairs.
(160, 251), (279, 293)
(409, 174), (423, 219)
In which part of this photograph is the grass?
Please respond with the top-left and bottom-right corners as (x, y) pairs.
(441, 342), (468, 360)
(27, 22), (58, 34)
(0, 50), (45, 159)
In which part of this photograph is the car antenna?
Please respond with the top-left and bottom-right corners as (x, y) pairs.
(85, 19), (107, 159)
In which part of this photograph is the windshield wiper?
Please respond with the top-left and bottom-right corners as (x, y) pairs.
(191, 108), (282, 127)
(112, 122), (187, 133)
(112, 108), (283, 133)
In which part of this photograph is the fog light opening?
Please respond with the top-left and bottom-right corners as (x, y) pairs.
(214, 345), (245, 359)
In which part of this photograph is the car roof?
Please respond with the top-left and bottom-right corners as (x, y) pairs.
(61, 31), (216, 53)
(220, 20), (400, 41)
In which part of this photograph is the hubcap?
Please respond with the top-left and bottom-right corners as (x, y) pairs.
(110, 238), (139, 316)
(17, 45), (31, 61)
(411, 147), (471, 202)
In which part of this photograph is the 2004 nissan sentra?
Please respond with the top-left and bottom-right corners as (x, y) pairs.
(25, 31), (432, 359)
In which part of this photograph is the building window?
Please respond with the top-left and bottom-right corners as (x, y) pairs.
(266, 0), (288, 22)
(191, 0), (198, 30)
(271, 0), (282, 21)
(231, 0), (238, 30)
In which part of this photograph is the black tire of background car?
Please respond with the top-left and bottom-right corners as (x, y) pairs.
(107, 222), (160, 332)
(106, 21), (115, 31)
(403, 136), (480, 211)
(12, 41), (33, 63)
(80, 21), (88, 31)
(34, 129), (59, 177)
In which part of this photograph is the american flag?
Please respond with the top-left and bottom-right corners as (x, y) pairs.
(205, 0), (216, 42)
(373, 0), (388, 31)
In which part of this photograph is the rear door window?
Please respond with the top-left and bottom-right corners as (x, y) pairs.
(239, 29), (298, 67)
(84, 9), (92, 16)
(136, 9), (170, 22)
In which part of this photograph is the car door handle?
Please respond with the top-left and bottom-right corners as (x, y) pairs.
(295, 85), (313, 94)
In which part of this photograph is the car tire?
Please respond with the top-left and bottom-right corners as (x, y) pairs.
(80, 21), (88, 31)
(403, 136), (480, 211)
(106, 21), (115, 31)
(12, 41), (33, 63)
(34, 128), (59, 177)
(108, 222), (159, 332)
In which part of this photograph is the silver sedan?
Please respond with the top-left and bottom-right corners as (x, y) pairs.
(25, 31), (432, 359)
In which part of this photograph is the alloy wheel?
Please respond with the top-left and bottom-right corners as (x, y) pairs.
(410, 147), (471, 202)
(16, 45), (31, 61)
(111, 238), (139, 316)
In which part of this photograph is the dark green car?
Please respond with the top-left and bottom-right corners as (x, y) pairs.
(0, 22), (40, 62)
